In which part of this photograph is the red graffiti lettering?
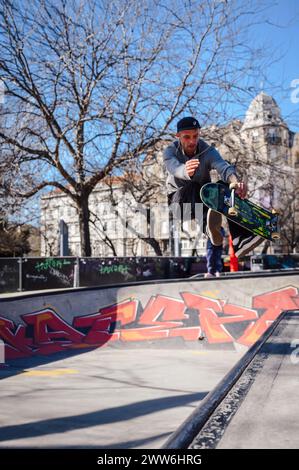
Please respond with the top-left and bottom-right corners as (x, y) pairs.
(22, 308), (84, 354)
(1, 285), (298, 360)
(99, 299), (139, 325)
(238, 287), (299, 345)
(139, 295), (187, 326)
(0, 316), (32, 357)
(182, 293), (257, 343)
(128, 295), (201, 341)
(74, 314), (119, 344)
(73, 299), (139, 344)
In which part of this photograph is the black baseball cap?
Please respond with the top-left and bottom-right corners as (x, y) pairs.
(177, 116), (201, 133)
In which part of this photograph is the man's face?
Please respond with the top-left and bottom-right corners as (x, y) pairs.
(177, 129), (200, 156)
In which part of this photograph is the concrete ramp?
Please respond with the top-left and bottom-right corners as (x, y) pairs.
(164, 309), (299, 449)
(0, 271), (298, 361)
(215, 310), (299, 449)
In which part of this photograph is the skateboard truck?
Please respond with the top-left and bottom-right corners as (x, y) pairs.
(228, 182), (238, 216)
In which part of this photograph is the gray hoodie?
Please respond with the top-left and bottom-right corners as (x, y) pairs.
(163, 139), (236, 194)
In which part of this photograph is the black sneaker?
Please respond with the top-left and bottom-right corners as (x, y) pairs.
(233, 234), (264, 258)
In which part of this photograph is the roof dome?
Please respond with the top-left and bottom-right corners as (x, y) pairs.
(241, 92), (286, 131)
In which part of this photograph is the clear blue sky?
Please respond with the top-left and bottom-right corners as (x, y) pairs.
(241, 0), (299, 131)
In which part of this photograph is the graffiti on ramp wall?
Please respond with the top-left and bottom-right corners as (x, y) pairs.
(0, 286), (298, 359)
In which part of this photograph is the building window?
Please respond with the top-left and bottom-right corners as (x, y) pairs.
(181, 240), (189, 249)
(266, 129), (281, 145)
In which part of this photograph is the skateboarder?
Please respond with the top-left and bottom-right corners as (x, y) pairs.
(163, 116), (264, 258)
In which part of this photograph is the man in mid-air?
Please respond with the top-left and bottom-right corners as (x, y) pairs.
(163, 116), (264, 258)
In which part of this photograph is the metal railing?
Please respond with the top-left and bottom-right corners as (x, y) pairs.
(0, 256), (208, 293)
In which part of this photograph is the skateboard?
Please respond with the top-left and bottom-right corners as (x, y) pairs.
(200, 182), (280, 241)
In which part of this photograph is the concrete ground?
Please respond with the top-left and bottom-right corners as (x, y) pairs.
(217, 312), (299, 449)
(0, 346), (243, 449)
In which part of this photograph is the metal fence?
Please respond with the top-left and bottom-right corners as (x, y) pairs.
(0, 256), (208, 293)
(1, 254), (298, 294)
(250, 253), (299, 271)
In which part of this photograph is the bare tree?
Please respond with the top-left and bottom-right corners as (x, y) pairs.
(0, 216), (31, 256)
(94, 171), (165, 256)
(89, 207), (118, 256)
(0, 0), (275, 255)
(117, 143), (168, 256)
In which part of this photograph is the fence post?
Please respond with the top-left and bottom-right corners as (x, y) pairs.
(73, 257), (80, 288)
(18, 257), (23, 291)
(0, 340), (5, 366)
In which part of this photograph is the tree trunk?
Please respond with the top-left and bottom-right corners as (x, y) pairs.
(143, 238), (163, 256)
(77, 195), (91, 257)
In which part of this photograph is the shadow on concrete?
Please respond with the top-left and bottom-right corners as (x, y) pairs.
(0, 391), (208, 444)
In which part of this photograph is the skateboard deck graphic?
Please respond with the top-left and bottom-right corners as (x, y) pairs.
(200, 182), (279, 241)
